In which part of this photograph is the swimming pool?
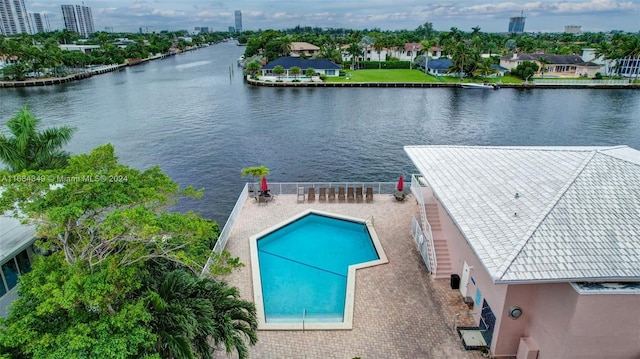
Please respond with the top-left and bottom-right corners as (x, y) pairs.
(250, 209), (388, 330)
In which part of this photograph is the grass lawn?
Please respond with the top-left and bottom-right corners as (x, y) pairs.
(325, 69), (524, 84)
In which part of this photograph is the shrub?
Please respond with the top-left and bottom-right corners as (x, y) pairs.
(319, 74), (327, 81)
(594, 72), (602, 79)
(339, 70), (346, 77)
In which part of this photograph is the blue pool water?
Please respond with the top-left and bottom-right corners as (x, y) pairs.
(257, 214), (379, 322)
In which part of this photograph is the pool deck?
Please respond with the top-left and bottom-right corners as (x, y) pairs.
(214, 193), (482, 359)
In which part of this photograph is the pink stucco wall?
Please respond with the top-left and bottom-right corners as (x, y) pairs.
(433, 197), (640, 358)
(528, 283), (640, 359)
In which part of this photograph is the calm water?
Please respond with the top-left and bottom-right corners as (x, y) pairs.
(1, 42), (639, 223)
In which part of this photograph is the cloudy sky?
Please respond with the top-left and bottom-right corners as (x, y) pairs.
(28, 0), (640, 34)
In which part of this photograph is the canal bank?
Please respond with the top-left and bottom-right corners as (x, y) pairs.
(246, 77), (639, 89)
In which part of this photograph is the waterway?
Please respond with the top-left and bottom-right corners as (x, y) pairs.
(1, 42), (639, 224)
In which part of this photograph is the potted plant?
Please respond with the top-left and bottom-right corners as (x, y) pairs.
(241, 165), (270, 197)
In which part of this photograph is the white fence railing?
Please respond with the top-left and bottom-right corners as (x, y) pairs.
(412, 216), (431, 273)
(410, 174), (437, 276)
(532, 79), (630, 86)
(201, 183), (249, 275)
(258, 181), (398, 195)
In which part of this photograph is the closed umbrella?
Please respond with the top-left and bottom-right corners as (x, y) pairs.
(261, 176), (269, 194)
(395, 175), (405, 201)
(397, 175), (404, 191)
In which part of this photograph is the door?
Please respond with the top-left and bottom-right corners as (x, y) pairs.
(459, 261), (471, 297)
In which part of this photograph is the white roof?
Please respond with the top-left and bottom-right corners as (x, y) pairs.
(0, 215), (35, 264)
(405, 145), (640, 283)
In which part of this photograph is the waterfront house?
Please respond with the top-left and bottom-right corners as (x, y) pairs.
(0, 215), (36, 317)
(500, 53), (602, 77)
(289, 42), (320, 58)
(59, 44), (101, 54)
(405, 145), (640, 359)
(261, 57), (341, 77)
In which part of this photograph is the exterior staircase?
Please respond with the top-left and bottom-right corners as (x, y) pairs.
(425, 203), (453, 279)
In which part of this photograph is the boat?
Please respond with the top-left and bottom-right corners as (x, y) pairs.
(461, 82), (497, 89)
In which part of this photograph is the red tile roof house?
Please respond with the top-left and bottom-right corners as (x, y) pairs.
(405, 145), (640, 359)
(500, 53), (603, 78)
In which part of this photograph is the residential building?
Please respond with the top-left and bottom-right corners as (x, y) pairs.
(564, 25), (581, 34)
(289, 42), (320, 57)
(508, 16), (525, 34)
(405, 145), (640, 358)
(0, 0), (32, 35)
(500, 53), (602, 77)
(261, 57), (341, 77)
(234, 10), (242, 32)
(228, 26), (235, 33)
(29, 12), (49, 33)
(59, 44), (100, 54)
(139, 25), (155, 34)
(61, 4), (94, 38)
(0, 215), (36, 318)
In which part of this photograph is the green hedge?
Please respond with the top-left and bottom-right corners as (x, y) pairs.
(343, 61), (411, 70)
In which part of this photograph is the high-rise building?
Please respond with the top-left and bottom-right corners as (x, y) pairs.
(234, 10), (242, 32)
(29, 12), (49, 33)
(508, 16), (525, 34)
(0, 0), (32, 35)
(61, 4), (94, 38)
(564, 25), (581, 34)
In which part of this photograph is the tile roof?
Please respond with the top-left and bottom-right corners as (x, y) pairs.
(0, 215), (35, 265)
(404, 145), (640, 283)
(426, 59), (452, 70)
(262, 57), (341, 70)
(501, 53), (601, 67)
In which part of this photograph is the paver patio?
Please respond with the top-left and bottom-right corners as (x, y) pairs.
(214, 192), (482, 359)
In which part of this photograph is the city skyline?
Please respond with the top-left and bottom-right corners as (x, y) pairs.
(23, 0), (640, 33)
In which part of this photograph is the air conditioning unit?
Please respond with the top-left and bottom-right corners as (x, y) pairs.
(516, 337), (539, 359)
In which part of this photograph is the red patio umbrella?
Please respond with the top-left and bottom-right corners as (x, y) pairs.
(397, 175), (404, 192)
(261, 176), (269, 193)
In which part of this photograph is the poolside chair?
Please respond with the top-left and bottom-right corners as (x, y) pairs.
(355, 187), (363, 203)
(257, 194), (268, 205)
(394, 190), (406, 202)
(365, 187), (373, 203)
(328, 187), (336, 203)
(347, 187), (355, 203)
(338, 187), (346, 203)
(308, 187), (316, 202)
(297, 186), (305, 203)
(319, 187), (327, 202)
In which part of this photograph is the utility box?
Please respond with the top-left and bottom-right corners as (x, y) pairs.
(450, 274), (460, 289)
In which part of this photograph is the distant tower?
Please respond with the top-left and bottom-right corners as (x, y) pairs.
(30, 12), (50, 33)
(0, 0), (33, 35)
(61, 4), (94, 38)
(508, 11), (526, 34)
(234, 10), (242, 32)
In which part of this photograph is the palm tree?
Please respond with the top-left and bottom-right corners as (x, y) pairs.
(272, 65), (285, 80)
(473, 58), (498, 79)
(146, 268), (258, 359)
(245, 61), (261, 79)
(373, 38), (384, 69)
(346, 42), (361, 70)
(538, 56), (551, 78)
(0, 105), (76, 173)
(289, 66), (301, 79)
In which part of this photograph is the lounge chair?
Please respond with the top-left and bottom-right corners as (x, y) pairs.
(365, 187), (373, 203)
(297, 186), (305, 203)
(338, 187), (346, 203)
(394, 190), (406, 202)
(319, 187), (327, 202)
(328, 187), (336, 202)
(347, 187), (355, 203)
(257, 194), (268, 205)
(308, 187), (316, 202)
(355, 187), (363, 203)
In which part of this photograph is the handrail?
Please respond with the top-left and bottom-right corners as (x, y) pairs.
(410, 174), (437, 276)
(261, 181), (398, 195)
(201, 183), (249, 275)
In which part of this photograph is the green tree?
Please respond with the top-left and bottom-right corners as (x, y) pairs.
(473, 58), (498, 78)
(346, 42), (361, 70)
(289, 66), (301, 79)
(241, 165), (270, 192)
(305, 67), (316, 77)
(245, 61), (262, 79)
(538, 56), (551, 78)
(511, 61), (539, 81)
(0, 105), (76, 173)
(272, 65), (285, 79)
(146, 264), (258, 359)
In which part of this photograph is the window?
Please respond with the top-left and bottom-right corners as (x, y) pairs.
(325, 70), (335, 76)
(2, 259), (19, 290)
(16, 250), (31, 274)
(0, 276), (6, 297)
